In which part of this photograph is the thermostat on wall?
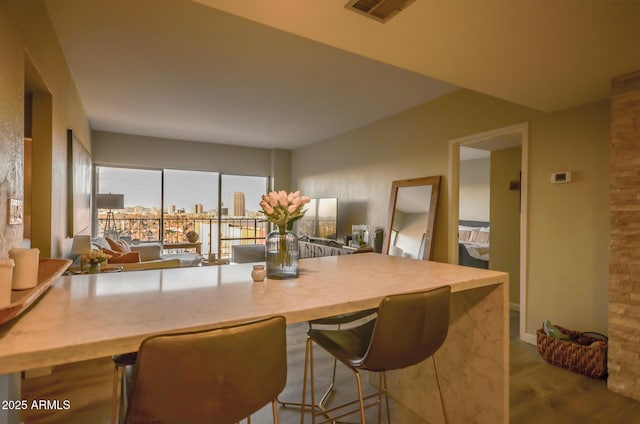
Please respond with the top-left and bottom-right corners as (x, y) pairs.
(551, 171), (572, 184)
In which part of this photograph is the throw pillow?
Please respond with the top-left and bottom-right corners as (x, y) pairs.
(106, 237), (131, 254)
(100, 247), (120, 258)
(100, 248), (123, 263)
(458, 229), (473, 242)
(92, 237), (111, 251)
(108, 251), (141, 264)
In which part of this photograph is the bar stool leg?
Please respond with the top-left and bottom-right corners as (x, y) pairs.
(318, 357), (337, 408)
(279, 356), (336, 412)
(309, 338), (316, 424)
(120, 368), (128, 424)
(382, 372), (391, 424)
(354, 370), (367, 424)
(301, 337), (311, 424)
(272, 400), (279, 424)
(111, 366), (121, 424)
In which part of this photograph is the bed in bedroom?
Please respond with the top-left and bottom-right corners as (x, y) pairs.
(458, 220), (489, 269)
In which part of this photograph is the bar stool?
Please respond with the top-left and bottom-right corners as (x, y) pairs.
(278, 309), (378, 413)
(112, 316), (287, 424)
(301, 286), (451, 424)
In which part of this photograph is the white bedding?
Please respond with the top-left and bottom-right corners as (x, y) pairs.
(459, 225), (490, 261)
(461, 241), (489, 261)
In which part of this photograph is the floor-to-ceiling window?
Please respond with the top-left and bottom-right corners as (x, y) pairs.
(163, 169), (219, 255)
(95, 166), (268, 259)
(95, 167), (162, 242)
(219, 174), (269, 258)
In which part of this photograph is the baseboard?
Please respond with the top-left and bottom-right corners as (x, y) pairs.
(509, 302), (520, 312)
(520, 332), (537, 345)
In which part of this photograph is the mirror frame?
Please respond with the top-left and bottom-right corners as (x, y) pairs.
(382, 176), (441, 261)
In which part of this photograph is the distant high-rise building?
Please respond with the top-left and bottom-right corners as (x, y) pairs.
(193, 203), (204, 214)
(168, 204), (176, 214)
(233, 192), (245, 217)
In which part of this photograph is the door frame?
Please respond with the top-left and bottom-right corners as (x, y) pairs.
(448, 122), (534, 344)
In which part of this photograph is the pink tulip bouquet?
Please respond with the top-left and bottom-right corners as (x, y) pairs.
(260, 190), (311, 234)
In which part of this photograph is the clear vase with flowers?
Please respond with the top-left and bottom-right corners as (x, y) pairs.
(260, 190), (310, 279)
(81, 250), (111, 274)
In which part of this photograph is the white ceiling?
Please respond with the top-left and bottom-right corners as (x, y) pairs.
(44, 0), (456, 149)
(460, 132), (523, 160)
(44, 0), (639, 150)
(198, 0), (639, 112)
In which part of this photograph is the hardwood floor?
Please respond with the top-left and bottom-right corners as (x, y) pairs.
(509, 312), (640, 423)
(21, 313), (640, 423)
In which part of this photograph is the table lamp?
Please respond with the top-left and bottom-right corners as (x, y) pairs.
(71, 235), (92, 256)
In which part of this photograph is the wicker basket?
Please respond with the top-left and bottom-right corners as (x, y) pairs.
(536, 325), (608, 379)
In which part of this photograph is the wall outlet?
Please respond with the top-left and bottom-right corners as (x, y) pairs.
(551, 171), (572, 184)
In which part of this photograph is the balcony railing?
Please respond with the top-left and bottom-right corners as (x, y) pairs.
(97, 216), (269, 259)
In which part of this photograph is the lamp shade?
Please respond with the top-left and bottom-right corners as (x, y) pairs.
(96, 193), (124, 210)
(71, 235), (92, 255)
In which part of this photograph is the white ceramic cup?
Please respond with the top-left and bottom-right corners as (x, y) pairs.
(9, 248), (40, 290)
(0, 258), (15, 306)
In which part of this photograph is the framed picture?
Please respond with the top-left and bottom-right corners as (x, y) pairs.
(67, 129), (92, 237)
(8, 198), (23, 225)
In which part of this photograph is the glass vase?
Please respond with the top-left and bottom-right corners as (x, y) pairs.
(266, 230), (299, 279)
(88, 263), (101, 274)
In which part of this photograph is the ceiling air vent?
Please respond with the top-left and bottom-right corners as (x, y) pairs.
(345, 0), (416, 23)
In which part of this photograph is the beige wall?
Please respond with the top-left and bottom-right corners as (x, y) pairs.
(528, 102), (610, 334)
(0, 0), (90, 258)
(490, 147), (522, 306)
(92, 131), (272, 177)
(91, 131), (293, 203)
(270, 148), (292, 192)
(459, 157), (490, 221)
(292, 89), (610, 335)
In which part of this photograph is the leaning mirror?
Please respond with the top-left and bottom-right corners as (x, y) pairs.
(382, 176), (441, 260)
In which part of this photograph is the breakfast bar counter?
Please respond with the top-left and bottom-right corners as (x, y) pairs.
(0, 253), (508, 423)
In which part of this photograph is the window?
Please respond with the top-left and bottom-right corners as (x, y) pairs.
(219, 174), (269, 258)
(94, 167), (268, 259)
(95, 167), (162, 241)
(163, 169), (219, 254)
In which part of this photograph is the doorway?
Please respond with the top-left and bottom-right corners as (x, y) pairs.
(448, 122), (533, 343)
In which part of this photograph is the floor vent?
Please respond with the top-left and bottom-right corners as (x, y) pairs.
(345, 0), (416, 23)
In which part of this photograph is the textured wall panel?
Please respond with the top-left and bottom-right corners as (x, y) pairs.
(0, 4), (25, 259)
(609, 71), (640, 401)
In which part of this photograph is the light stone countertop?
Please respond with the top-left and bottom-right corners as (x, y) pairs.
(0, 253), (507, 374)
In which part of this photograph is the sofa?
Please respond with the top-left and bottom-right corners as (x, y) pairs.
(92, 237), (197, 271)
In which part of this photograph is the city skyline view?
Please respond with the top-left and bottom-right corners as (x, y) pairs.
(97, 167), (268, 214)
(95, 166), (338, 257)
(95, 166), (271, 258)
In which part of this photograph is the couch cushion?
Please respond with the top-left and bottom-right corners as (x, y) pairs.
(108, 251), (141, 264)
(106, 237), (132, 253)
(129, 243), (163, 261)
